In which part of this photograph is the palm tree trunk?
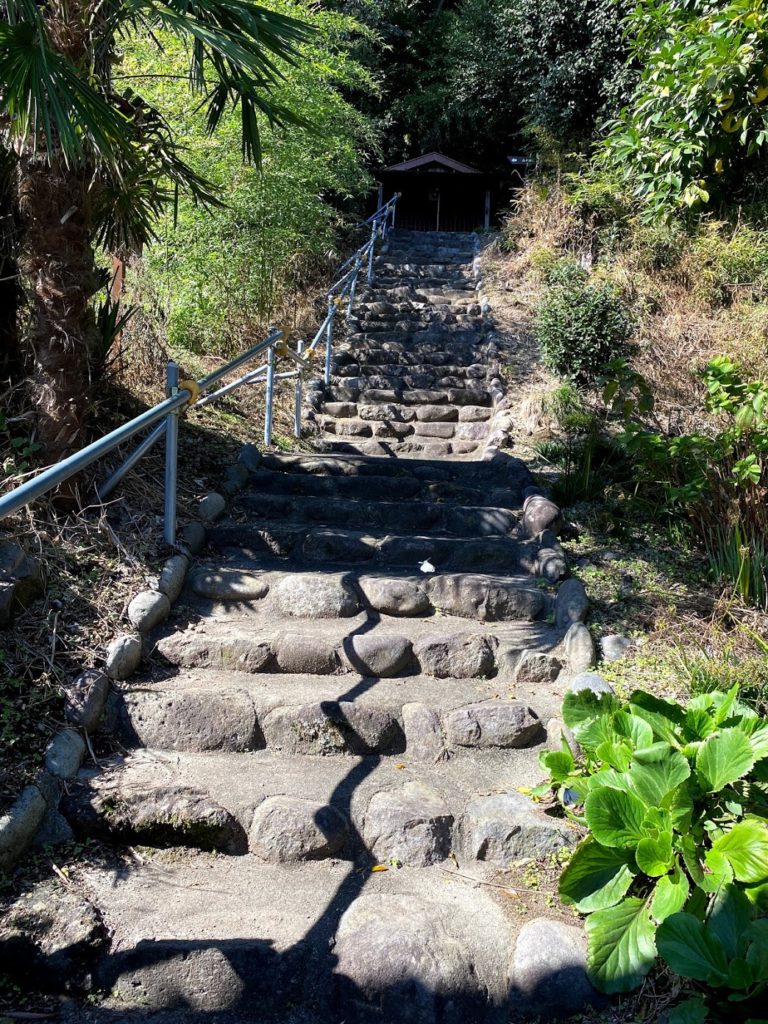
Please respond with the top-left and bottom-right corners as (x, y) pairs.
(16, 158), (100, 461)
(0, 148), (21, 383)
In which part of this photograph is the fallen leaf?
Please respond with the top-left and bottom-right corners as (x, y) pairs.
(371, 864), (388, 873)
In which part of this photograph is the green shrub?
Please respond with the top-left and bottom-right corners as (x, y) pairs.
(633, 221), (688, 272)
(535, 280), (636, 388)
(545, 257), (588, 288)
(538, 685), (768, 1003)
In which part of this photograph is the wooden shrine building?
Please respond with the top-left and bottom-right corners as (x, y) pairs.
(376, 152), (497, 233)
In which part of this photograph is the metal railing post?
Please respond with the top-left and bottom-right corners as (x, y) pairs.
(294, 340), (304, 439)
(367, 219), (378, 285)
(347, 257), (362, 315)
(163, 361), (180, 547)
(264, 343), (276, 446)
(324, 300), (334, 386)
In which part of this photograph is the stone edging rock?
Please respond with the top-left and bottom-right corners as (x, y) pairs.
(0, 446), (258, 877)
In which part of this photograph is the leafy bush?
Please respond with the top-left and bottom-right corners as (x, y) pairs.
(545, 257), (588, 288)
(604, 358), (768, 605)
(535, 280), (635, 388)
(539, 685), (768, 998)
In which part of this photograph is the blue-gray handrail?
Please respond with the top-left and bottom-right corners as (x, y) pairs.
(0, 191), (400, 546)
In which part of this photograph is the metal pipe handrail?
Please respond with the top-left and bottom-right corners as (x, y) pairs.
(0, 191), (401, 545)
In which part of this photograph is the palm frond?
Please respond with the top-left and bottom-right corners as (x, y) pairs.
(0, 20), (131, 169)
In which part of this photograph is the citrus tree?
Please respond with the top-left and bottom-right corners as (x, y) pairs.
(605, 0), (768, 219)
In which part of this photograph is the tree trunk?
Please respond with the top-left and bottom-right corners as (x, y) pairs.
(16, 158), (100, 461)
(0, 148), (22, 383)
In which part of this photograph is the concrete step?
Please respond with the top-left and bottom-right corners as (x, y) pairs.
(315, 437), (483, 459)
(64, 746), (576, 866)
(57, 850), (569, 1022)
(326, 386), (493, 406)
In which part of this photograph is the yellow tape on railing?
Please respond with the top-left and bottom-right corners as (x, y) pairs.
(274, 340), (289, 358)
(179, 379), (201, 406)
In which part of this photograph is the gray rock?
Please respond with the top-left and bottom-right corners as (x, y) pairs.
(222, 462), (249, 495)
(33, 806), (75, 848)
(0, 879), (108, 992)
(600, 634), (633, 662)
(120, 687), (258, 752)
(523, 495), (562, 538)
(537, 547), (568, 583)
(105, 634), (142, 680)
(334, 894), (484, 1024)
(44, 729), (86, 780)
(261, 703), (401, 755)
(458, 406), (492, 422)
(238, 442), (262, 472)
(108, 946), (244, 1011)
(341, 634), (413, 677)
(462, 793), (578, 866)
(455, 421), (489, 442)
(180, 520), (206, 555)
(510, 918), (602, 1018)
(0, 540), (45, 609)
(514, 650), (562, 684)
(0, 784), (47, 873)
(250, 797), (348, 862)
(426, 574), (545, 622)
(357, 577), (431, 617)
(415, 405), (458, 422)
(402, 703), (445, 762)
(556, 577), (590, 628)
(62, 781), (246, 853)
(274, 632), (338, 674)
(155, 632), (272, 673)
(198, 492), (227, 523)
(568, 672), (614, 696)
(157, 554), (189, 603)
(127, 590), (171, 632)
(564, 623), (597, 673)
(363, 783), (453, 867)
(64, 670), (110, 732)
(414, 632), (496, 679)
(445, 701), (543, 749)
(273, 574), (360, 618)
(546, 717), (581, 756)
(190, 568), (269, 602)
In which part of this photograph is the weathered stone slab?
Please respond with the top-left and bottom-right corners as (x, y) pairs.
(402, 703), (445, 762)
(564, 623), (597, 673)
(105, 634), (142, 680)
(64, 669), (110, 732)
(261, 703), (402, 755)
(514, 650), (562, 685)
(556, 577), (589, 627)
(120, 688), (259, 752)
(426, 574), (545, 622)
(444, 701), (543, 749)
(341, 634), (413, 677)
(274, 632), (338, 675)
(44, 729), (86, 780)
(509, 918), (602, 1018)
(414, 632), (496, 679)
(128, 590), (171, 632)
(461, 793), (578, 865)
(363, 783), (453, 867)
(250, 797), (348, 862)
(273, 574), (360, 618)
(190, 568), (270, 602)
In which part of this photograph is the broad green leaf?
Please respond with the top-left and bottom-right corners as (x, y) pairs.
(684, 706), (716, 741)
(562, 689), (618, 731)
(651, 863), (690, 922)
(737, 717), (768, 761)
(629, 744), (691, 805)
(746, 931), (768, 981)
(540, 750), (574, 782)
(711, 820), (768, 883)
(668, 998), (708, 1024)
(656, 912), (729, 984)
(613, 709), (653, 749)
(629, 691), (685, 744)
(596, 738), (632, 772)
(696, 729), (755, 791)
(709, 884), (751, 959)
(642, 807), (672, 835)
(559, 837), (635, 912)
(728, 957), (754, 990)
(586, 897), (657, 994)
(636, 831), (674, 876)
(702, 848), (735, 894)
(585, 787), (648, 848)
(679, 834), (706, 887)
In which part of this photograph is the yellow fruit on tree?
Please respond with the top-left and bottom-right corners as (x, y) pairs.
(715, 158), (724, 174)
(751, 83), (768, 104)
(716, 92), (735, 111)
(722, 113), (744, 133)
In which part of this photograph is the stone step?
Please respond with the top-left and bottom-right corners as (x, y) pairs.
(326, 386), (493, 406)
(104, 666), (563, 755)
(205, 526), (559, 579)
(335, 357), (492, 376)
(257, 450), (529, 484)
(55, 850), (583, 1021)
(245, 464), (503, 504)
(234, 491), (516, 536)
(345, 328), (485, 346)
(63, 747), (575, 867)
(315, 437), (483, 459)
(374, 276), (477, 291)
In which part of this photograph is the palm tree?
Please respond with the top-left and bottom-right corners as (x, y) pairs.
(0, 0), (310, 459)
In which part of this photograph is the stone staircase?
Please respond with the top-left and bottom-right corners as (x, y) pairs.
(54, 231), (592, 1023)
